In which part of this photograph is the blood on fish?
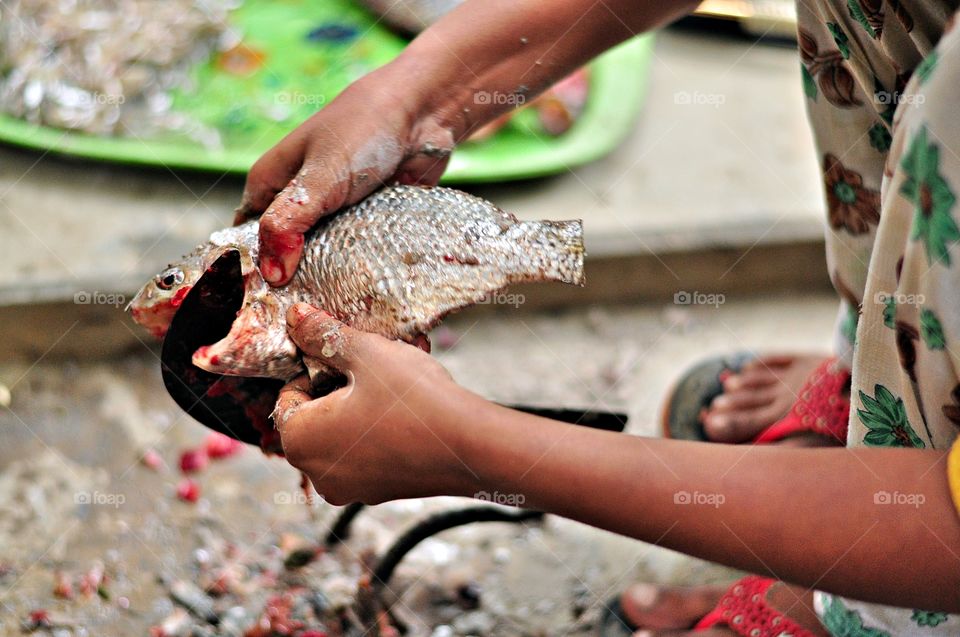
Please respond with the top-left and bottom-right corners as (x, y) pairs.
(193, 344), (221, 367)
(170, 286), (192, 308)
(441, 253), (479, 265)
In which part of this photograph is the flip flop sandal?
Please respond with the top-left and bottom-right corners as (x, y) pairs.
(598, 597), (639, 637)
(662, 354), (851, 445)
(752, 357), (850, 444)
(661, 351), (755, 441)
(694, 575), (821, 636)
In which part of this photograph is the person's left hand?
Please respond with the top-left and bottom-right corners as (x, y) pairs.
(274, 303), (483, 505)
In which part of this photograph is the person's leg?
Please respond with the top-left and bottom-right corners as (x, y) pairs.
(681, 0), (909, 447)
(813, 11), (960, 633)
(612, 1), (928, 634)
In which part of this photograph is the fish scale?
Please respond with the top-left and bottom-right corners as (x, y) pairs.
(130, 185), (584, 382)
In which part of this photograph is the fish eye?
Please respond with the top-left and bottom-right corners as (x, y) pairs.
(157, 268), (184, 290)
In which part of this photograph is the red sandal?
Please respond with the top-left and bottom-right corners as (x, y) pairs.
(694, 576), (820, 636)
(752, 358), (850, 445)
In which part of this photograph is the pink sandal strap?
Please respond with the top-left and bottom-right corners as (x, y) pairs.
(753, 358), (850, 445)
(694, 576), (818, 637)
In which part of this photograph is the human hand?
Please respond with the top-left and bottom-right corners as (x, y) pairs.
(274, 303), (482, 505)
(237, 69), (456, 286)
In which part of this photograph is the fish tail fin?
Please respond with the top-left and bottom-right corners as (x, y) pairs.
(516, 219), (585, 286)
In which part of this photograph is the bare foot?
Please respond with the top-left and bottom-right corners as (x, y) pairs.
(618, 581), (830, 637)
(700, 354), (831, 444)
(618, 583), (727, 630)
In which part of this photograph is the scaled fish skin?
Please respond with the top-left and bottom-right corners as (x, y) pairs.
(130, 185), (584, 381)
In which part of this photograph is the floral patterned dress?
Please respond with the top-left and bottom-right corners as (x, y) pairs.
(798, 0), (960, 632)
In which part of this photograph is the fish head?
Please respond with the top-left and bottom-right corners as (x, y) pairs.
(128, 263), (198, 339)
(128, 240), (258, 339)
(156, 246), (285, 451)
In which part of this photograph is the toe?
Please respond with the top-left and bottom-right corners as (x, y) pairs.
(703, 402), (783, 442)
(709, 387), (778, 413)
(743, 354), (797, 370)
(722, 367), (779, 391)
(620, 584), (726, 630)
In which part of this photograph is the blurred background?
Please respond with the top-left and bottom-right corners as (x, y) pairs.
(0, 1), (836, 635)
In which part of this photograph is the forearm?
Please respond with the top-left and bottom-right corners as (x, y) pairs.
(453, 398), (960, 611)
(367, 0), (698, 141)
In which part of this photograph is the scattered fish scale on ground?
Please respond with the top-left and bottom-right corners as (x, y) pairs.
(0, 0), (233, 138)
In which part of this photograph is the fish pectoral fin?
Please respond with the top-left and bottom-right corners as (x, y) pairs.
(191, 300), (300, 379)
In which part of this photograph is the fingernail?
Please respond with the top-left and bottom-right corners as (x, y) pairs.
(287, 304), (332, 328)
(261, 254), (285, 284)
(287, 303), (313, 327)
(260, 232), (303, 285)
(705, 414), (727, 431)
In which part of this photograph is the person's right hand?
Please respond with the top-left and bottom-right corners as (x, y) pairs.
(235, 70), (457, 286)
(274, 303), (482, 505)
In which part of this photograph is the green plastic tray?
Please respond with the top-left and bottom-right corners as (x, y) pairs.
(0, 0), (654, 182)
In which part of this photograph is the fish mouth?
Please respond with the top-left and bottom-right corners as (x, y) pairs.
(159, 249), (284, 451)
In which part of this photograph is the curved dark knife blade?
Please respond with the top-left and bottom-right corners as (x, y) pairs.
(160, 249), (284, 451)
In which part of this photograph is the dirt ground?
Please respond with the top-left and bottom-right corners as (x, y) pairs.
(0, 293), (837, 636)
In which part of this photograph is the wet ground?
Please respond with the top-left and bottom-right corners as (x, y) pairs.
(0, 293), (836, 636)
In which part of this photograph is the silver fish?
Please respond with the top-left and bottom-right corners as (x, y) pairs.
(130, 185), (584, 382)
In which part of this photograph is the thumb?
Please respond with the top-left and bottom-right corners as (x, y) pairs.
(258, 166), (350, 286)
(286, 303), (378, 373)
